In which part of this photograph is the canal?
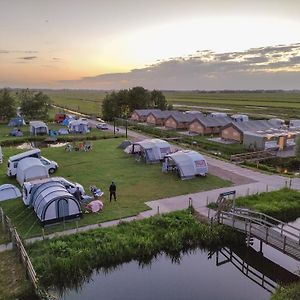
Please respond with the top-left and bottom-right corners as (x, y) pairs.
(59, 242), (300, 300)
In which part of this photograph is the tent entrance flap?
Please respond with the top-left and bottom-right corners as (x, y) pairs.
(57, 199), (69, 218)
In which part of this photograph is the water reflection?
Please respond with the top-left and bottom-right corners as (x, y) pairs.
(55, 244), (299, 300)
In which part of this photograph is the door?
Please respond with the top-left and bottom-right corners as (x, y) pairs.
(57, 199), (69, 218)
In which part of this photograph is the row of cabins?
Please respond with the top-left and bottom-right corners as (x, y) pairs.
(131, 109), (300, 151)
(131, 109), (232, 135)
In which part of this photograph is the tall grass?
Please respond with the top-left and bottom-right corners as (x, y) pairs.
(236, 188), (300, 222)
(271, 282), (300, 300)
(28, 210), (241, 290)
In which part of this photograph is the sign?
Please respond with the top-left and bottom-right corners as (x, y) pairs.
(219, 191), (236, 197)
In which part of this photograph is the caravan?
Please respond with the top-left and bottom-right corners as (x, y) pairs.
(7, 149), (41, 177)
(7, 149), (58, 177)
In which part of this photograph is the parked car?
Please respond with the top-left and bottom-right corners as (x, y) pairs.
(39, 156), (59, 174)
(96, 123), (109, 130)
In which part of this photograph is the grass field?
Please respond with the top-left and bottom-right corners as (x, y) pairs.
(41, 90), (300, 120)
(0, 250), (37, 300)
(0, 138), (230, 238)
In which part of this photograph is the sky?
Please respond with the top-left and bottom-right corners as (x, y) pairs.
(0, 0), (300, 90)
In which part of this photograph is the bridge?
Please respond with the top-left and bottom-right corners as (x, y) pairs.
(211, 246), (299, 293)
(214, 207), (300, 262)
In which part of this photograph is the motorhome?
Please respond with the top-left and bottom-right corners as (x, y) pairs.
(7, 149), (41, 177)
(22, 177), (86, 206)
(7, 149), (58, 177)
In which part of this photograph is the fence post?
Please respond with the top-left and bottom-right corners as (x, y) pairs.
(265, 227), (269, 242)
(0, 207), (5, 232)
(283, 236), (287, 252)
(266, 185), (268, 192)
(157, 206), (160, 215)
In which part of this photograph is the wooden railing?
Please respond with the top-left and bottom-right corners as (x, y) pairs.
(230, 149), (277, 163)
(215, 208), (300, 262)
(0, 207), (45, 298)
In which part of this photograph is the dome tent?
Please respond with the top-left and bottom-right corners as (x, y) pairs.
(131, 139), (171, 163)
(0, 184), (21, 201)
(165, 150), (208, 180)
(30, 181), (82, 224)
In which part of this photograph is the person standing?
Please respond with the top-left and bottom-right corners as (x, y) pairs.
(109, 181), (117, 202)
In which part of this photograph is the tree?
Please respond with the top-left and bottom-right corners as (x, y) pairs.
(0, 88), (16, 120)
(19, 89), (52, 120)
(150, 90), (167, 110)
(101, 87), (170, 121)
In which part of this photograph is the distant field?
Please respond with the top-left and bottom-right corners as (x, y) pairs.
(41, 90), (300, 119)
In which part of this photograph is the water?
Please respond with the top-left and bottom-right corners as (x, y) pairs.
(58, 244), (300, 300)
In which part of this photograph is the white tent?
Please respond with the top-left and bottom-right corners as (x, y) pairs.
(166, 150), (208, 180)
(68, 119), (90, 133)
(131, 139), (171, 163)
(16, 157), (49, 185)
(0, 184), (21, 201)
(29, 121), (49, 136)
(30, 181), (82, 224)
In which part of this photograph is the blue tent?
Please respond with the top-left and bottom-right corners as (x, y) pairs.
(62, 117), (74, 126)
(8, 117), (25, 127)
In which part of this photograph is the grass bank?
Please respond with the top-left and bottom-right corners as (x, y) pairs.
(27, 209), (242, 290)
(235, 188), (300, 222)
(271, 283), (300, 300)
(0, 250), (38, 300)
(0, 138), (230, 238)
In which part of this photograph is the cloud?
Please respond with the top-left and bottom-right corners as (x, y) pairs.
(18, 56), (37, 60)
(59, 43), (300, 90)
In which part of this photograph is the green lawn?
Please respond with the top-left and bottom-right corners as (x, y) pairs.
(0, 138), (230, 238)
(0, 250), (37, 300)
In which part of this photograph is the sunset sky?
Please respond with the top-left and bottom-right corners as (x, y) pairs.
(1, 0), (300, 89)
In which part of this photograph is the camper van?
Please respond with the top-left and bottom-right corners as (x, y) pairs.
(7, 149), (58, 177)
(22, 177), (85, 206)
(7, 149), (41, 177)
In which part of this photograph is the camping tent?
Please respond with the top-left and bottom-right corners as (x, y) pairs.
(131, 139), (171, 163)
(62, 116), (75, 126)
(8, 117), (25, 127)
(68, 119), (90, 133)
(0, 184), (21, 201)
(118, 140), (132, 149)
(30, 181), (82, 224)
(29, 121), (49, 136)
(16, 157), (49, 185)
(165, 150), (208, 180)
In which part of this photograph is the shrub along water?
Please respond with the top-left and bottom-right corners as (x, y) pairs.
(28, 210), (242, 291)
(271, 282), (300, 300)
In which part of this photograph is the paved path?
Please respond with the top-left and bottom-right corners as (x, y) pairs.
(0, 107), (298, 251)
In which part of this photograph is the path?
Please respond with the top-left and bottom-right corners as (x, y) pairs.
(0, 106), (298, 251)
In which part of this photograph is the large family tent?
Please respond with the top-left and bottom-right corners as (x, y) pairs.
(29, 121), (49, 136)
(131, 139), (171, 163)
(68, 119), (90, 133)
(165, 150), (208, 180)
(30, 181), (82, 224)
(0, 184), (21, 201)
(61, 115), (75, 126)
(8, 116), (25, 127)
(16, 157), (49, 185)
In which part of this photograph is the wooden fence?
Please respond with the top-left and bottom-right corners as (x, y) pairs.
(0, 207), (45, 299)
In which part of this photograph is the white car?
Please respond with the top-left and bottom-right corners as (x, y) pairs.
(96, 123), (109, 130)
(40, 156), (59, 174)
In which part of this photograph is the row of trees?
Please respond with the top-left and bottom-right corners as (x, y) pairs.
(102, 86), (172, 121)
(0, 88), (51, 121)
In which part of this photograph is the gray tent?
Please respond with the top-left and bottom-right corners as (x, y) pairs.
(30, 181), (82, 225)
(118, 140), (132, 149)
(0, 184), (21, 201)
(29, 121), (49, 136)
(165, 150), (208, 180)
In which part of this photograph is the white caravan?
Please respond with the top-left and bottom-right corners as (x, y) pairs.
(7, 149), (58, 177)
